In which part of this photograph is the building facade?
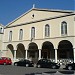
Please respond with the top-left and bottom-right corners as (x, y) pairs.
(0, 24), (4, 57)
(2, 8), (75, 64)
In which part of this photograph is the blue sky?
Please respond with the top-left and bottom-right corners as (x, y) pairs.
(0, 0), (75, 25)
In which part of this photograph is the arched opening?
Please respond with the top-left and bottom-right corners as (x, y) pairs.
(16, 43), (25, 59)
(42, 41), (54, 59)
(58, 40), (73, 63)
(28, 42), (38, 63)
(6, 44), (14, 59)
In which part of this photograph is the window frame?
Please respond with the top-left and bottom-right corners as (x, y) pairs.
(9, 31), (12, 41)
(45, 24), (50, 37)
(61, 21), (67, 36)
(19, 29), (23, 40)
(31, 27), (35, 39)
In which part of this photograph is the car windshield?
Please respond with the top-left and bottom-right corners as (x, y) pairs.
(19, 59), (29, 62)
(0, 57), (11, 60)
(47, 60), (51, 62)
(7, 58), (11, 60)
(19, 59), (25, 62)
(40, 59), (51, 63)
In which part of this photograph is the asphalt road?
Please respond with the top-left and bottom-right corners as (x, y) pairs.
(0, 65), (75, 75)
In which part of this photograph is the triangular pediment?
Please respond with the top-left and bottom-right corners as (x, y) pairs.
(5, 8), (73, 28)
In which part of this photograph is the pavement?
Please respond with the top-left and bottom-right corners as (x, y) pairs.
(0, 65), (75, 75)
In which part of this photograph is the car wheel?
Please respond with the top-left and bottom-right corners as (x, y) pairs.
(26, 64), (29, 67)
(68, 66), (72, 70)
(14, 63), (18, 66)
(52, 65), (56, 69)
(37, 64), (41, 68)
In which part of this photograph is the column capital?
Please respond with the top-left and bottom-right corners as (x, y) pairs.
(25, 49), (28, 50)
(14, 50), (17, 51)
(73, 48), (75, 49)
(55, 48), (58, 50)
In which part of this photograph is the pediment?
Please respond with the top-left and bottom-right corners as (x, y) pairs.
(5, 8), (73, 28)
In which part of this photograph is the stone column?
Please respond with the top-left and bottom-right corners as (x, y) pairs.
(14, 50), (16, 61)
(55, 49), (57, 63)
(73, 48), (75, 63)
(39, 49), (41, 60)
(25, 49), (28, 59)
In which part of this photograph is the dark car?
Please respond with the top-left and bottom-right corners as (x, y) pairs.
(14, 59), (34, 67)
(36, 59), (60, 69)
(65, 63), (75, 70)
(0, 57), (12, 65)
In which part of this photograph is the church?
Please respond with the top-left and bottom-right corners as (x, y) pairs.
(1, 6), (75, 64)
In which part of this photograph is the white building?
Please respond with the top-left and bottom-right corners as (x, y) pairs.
(2, 7), (75, 64)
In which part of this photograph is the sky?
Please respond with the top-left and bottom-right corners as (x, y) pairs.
(0, 0), (75, 25)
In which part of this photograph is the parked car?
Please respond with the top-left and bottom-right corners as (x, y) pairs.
(65, 63), (75, 70)
(0, 57), (12, 65)
(36, 59), (60, 69)
(14, 59), (34, 67)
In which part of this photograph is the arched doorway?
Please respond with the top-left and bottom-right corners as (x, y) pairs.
(28, 42), (38, 63)
(6, 44), (14, 59)
(42, 41), (54, 59)
(16, 43), (25, 59)
(58, 40), (73, 63)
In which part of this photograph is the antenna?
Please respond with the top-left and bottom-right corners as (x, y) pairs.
(33, 4), (35, 8)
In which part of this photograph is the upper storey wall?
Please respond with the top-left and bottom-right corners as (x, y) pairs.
(6, 8), (72, 27)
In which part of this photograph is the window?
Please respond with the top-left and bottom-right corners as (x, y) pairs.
(45, 24), (50, 37)
(19, 29), (23, 40)
(61, 21), (67, 35)
(9, 31), (12, 41)
(31, 27), (35, 39)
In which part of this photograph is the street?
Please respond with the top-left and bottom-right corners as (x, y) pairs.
(0, 65), (75, 75)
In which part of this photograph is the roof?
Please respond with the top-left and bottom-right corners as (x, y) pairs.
(5, 8), (75, 28)
(32, 8), (74, 13)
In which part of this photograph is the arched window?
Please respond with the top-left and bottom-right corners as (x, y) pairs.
(9, 31), (12, 41)
(19, 29), (23, 40)
(61, 21), (67, 35)
(31, 27), (35, 39)
(45, 24), (50, 37)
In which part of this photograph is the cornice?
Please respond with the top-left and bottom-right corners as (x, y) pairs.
(3, 35), (75, 43)
(5, 8), (33, 27)
(5, 13), (75, 29)
(33, 8), (74, 13)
